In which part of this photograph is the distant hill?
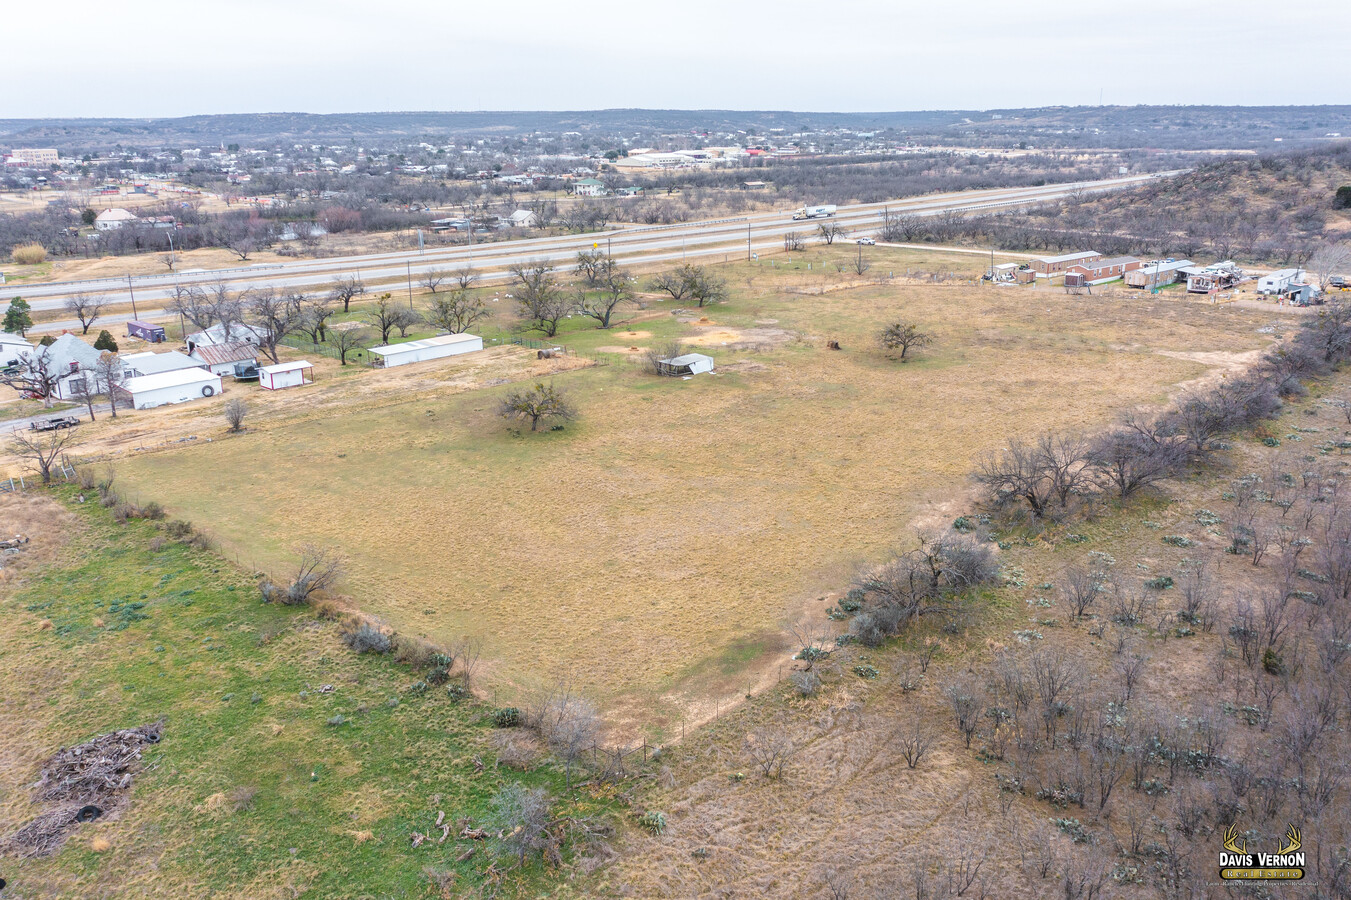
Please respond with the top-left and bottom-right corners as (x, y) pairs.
(1, 106), (1349, 151)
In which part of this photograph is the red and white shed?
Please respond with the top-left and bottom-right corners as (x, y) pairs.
(257, 360), (314, 391)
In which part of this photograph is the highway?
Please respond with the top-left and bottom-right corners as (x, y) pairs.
(19, 172), (1176, 331)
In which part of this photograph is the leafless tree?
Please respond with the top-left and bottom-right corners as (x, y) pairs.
(817, 221), (849, 245)
(93, 351), (123, 419)
(879, 322), (933, 361)
(365, 292), (401, 345)
(499, 381), (575, 432)
(1308, 243), (1351, 293)
(576, 262), (635, 329)
(510, 261), (569, 336)
(547, 692), (599, 789)
(8, 427), (79, 484)
(574, 249), (607, 286)
(244, 288), (302, 363)
(783, 231), (805, 252)
(0, 343), (58, 407)
(851, 244), (871, 276)
(687, 268), (728, 307)
(223, 398), (247, 433)
(207, 280), (245, 342)
(426, 290), (491, 334)
(1061, 566), (1106, 619)
(491, 784), (556, 868)
(328, 276), (366, 313)
(1089, 416), (1189, 499)
(452, 635), (483, 687)
(390, 306), (422, 339)
(283, 544), (345, 605)
(945, 676), (984, 748)
(648, 267), (694, 301)
(168, 284), (216, 334)
(297, 297), (335, 343)
(330, 327), (369, 366)
(420, 268), (449, 294)
(453, 266), (478, 292)
(71, 373), (98, 422)
(744, 726), (794, 779)
(63, 292), (105, 335)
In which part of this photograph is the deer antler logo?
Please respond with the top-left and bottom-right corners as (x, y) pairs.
(1223, 823), (1247, 855)
(1277, 825), (1301, 856)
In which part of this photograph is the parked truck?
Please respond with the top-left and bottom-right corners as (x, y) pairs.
(791, 204), (837, 221)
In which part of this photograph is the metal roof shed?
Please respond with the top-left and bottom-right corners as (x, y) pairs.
(121, 350), (202, 378)
(368, 333), (483, 368)
(258, 360), (314, 390)
(656, 353), (715, 377)
(117, 367), (222, 410)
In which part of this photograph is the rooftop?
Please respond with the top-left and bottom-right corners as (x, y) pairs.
(121, 367), (218, 393)
(369, 333), (481, 356)
(259, 360), (313, 374)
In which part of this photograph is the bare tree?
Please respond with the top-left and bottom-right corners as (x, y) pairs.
(648, 267), (693, 302)
(8, 427), (79, 484)
(63, 293), (105, 335)
(851, 243), (871, 276)
(453, 266), (478, 292)
(223, 398), (247, 433)
(686, 267), (728, 307)
(365, 292), (401, 345)
(783, 231), (805, 252)
(0, 343), (58, 407)
(420, 268), (449, 294)
(206, 280), (245, 342)
(499, 381), (576, 432)
(93, 351), (123, 419)
(491, 784), (555, 868)
(545, 692), (599, 789)
(71, 373), (98, 422)
(282, 544), (345, 605)
(945, 677), (984, 748)
(1308, 243), (1351, 293)
(297, 297), (335, 343)
(390, 307), (422, 339)
(1061, 566), (1106, 619)
(330, 327), (369, 366)
(1089, 414), (1189, 498)
(426, 290), (491, 334)
(896, 718), (937, 768)
(879, 322), (933, 361)
(574, 249), (607, 286)
(510, 261), (569, 336)
(328, 276), (366, 313)
(576, 262), (635, 328)
(168, 284), (216, 334)
(243, 288), (302, 363)
(818, 220), (849, 245)
(744, 726), (794, 779)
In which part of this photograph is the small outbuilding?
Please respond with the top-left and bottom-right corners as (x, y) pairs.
(1258, 268), (1304, 295)
(368, 333), (483, 368)
(257, 360), (314, 390)
(120, 350), (202, 378)
(116, 367), (222, 410)
(126, 320), (166, 343)
(656, 353), (715, 377)
(190, 340), (257, 376)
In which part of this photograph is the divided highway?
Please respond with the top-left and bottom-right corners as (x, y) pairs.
(21, 172), (1176, 332)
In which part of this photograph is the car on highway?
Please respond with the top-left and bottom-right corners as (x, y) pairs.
(855, 237), (876, 245)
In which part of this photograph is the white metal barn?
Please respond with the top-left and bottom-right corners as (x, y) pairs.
(258, 360), (314, 390)
(117, 368), (223, 410)
(656, 353), (715, 376)
(368, 333), (483, 368)
(120, 350), (202, 378)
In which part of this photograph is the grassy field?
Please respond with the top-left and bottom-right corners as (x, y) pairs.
(96, 247), (1289, 727)
(0, 489), (617, 898)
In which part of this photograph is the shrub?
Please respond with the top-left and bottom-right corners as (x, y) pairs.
(12, 243), (47, 265)
(406, 681), (429, 695)
(1262, 648), (1286, 676)
(93, 330), (118, 352)
(1051, 817), (1092, 843)
(426, 665), (451, 685)
(148, 536), (167, 552)
(1162, 535), (1193, 548)
(493, 707), (522, 728)
(445, 683), (470, 702)
(343, 623), (392, 654)
(137, 501), (165, 520)
(165, 519), (194, 539)
(790, 670), (821, 697)
(1144, 576), (1175, 591)
(638, 810), (667, 835)
(853, 664), (880, 679)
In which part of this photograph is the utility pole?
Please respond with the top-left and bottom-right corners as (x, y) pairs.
(747, 222), (751, 261)
(126, 274), (138, 320)
(406, 261), (414, 307)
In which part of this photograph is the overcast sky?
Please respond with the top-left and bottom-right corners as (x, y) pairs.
(8, 0), (1348, 118)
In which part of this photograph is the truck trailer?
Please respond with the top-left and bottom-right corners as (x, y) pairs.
(791, 205), (837, 220)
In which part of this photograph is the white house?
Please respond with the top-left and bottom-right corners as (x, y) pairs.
(0, 331), (31, 364)
(257, 360), (313, 390)
(20, 334), (103, 400)
(115, 368), (222, 410)
(656, 353), (715, 377)
(120, 350), (202, 378)
(571, 178), (606, 197)
(507, 209), (538, 228)
(189, 341), (257, 375)
(94, 208), (138, 231)
(1258, 268), (1304, 295)
(368, 333), (482, 368)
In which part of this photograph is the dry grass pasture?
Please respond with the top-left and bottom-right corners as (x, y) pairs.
(93, 251), (1292, 726)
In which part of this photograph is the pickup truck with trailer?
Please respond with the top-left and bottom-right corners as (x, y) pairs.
(791, 204), (837, 220)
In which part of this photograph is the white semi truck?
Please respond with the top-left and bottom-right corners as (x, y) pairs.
(791, 204), (837, 220)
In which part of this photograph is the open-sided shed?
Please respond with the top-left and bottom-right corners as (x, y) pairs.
(656, 353), (715, 377)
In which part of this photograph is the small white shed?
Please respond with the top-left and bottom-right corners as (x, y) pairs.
(258, 360), (314, 390)
(120, 350), (203, 378)
(656, 353), (715, 376)
(369, 333), (483, 368)
(117, 367), (223, 410)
